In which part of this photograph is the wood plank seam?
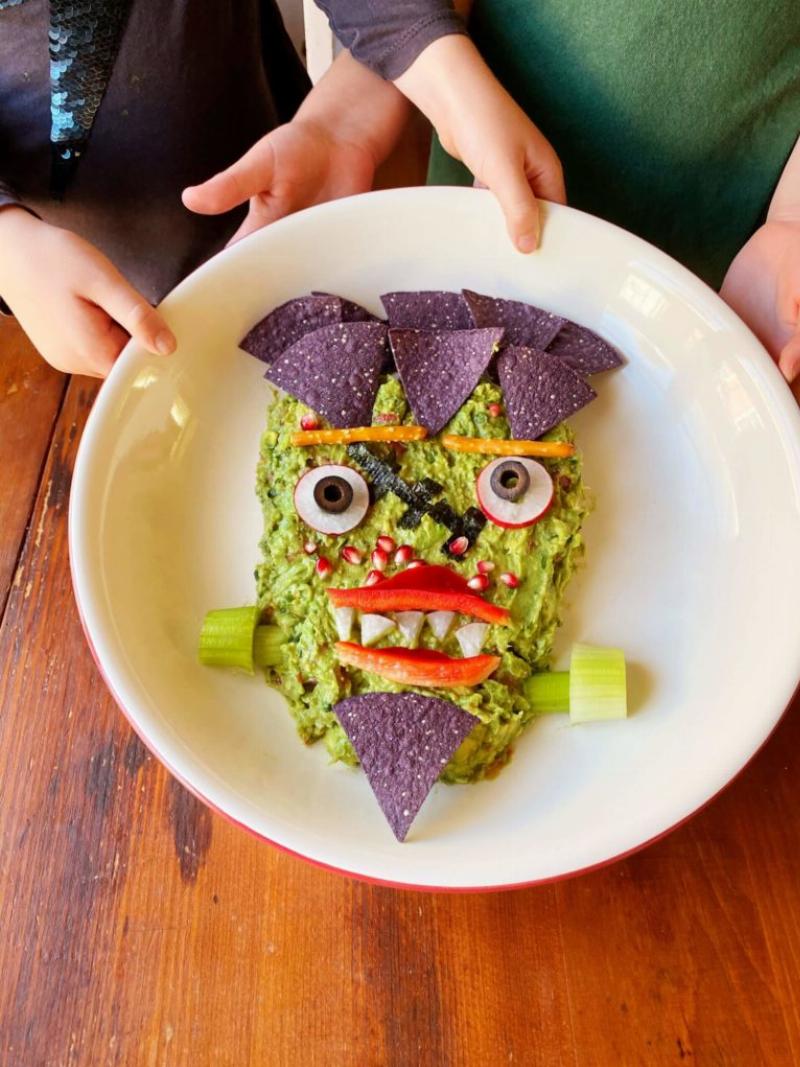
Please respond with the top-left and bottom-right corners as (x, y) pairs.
(0, 371), (70, 629)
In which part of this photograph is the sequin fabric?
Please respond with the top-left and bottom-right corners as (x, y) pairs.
(48, 0), (133, 197)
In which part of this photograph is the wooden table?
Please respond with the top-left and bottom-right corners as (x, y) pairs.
(2, 316), (800, 1067)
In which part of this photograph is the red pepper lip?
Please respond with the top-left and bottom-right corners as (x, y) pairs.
(327, 564), (510, 626)
(335, 642), (500, 687)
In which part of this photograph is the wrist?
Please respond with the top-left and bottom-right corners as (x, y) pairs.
(0, 204), (43, 246)
(296, 52), (411, 169)
(394, 35), (499, 138)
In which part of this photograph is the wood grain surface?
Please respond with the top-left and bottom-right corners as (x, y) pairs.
(2, 315), (800, 1067)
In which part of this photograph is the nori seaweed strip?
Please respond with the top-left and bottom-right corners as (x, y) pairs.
(347, 444), (485, 554)
(398, 508), (424, 529)
(463, 507), (487, 541)
(419, 478), (444, 497)
(347, 444), (418, 507)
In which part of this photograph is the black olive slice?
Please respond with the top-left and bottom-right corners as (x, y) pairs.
(313, 475), (353, 514)
(489, 460), (530, 501)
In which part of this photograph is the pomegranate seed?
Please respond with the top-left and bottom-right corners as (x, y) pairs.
(394, 545), (414, 565)
(477, 559), (495, 574)
(406, 560), (425, 570)
(376, 535), (396, 554)
(303, 540), (318, 556)
(499, 571), (520, 588)
(341, 545), (363, 565)
(315, 556), (333, 578)
(487, 402), (503, 418)
(371, 547), (389, 571)
(467, 574), (490, 592)
(300, 412), (320, 431)
(364, 569), (384, 587)
(448, 535), (469, 556)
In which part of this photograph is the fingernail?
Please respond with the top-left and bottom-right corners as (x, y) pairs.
(517, 231), (538, 253)
(155, 329), (176, 355)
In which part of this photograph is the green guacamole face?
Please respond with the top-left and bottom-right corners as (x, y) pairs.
(255, 376), (588, 783)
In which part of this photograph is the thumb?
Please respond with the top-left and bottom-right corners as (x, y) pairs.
(488, 160), (542, 253)
(182, 138), (275, 216)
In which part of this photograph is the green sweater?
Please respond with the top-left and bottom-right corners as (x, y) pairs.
(429, 0), (800, 287)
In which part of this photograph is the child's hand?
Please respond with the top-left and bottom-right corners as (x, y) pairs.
(720, 219), (800, 383)
(0, 208), (176, 377)
(182, 118), (376, 245)
(395, 35), (565, 252)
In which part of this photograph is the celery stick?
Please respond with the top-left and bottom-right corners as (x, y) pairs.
(253, 625), (285, 668)
(524, 671), (570, 714)
(569, 644), (627, 723)
(198, 606), (260, 673)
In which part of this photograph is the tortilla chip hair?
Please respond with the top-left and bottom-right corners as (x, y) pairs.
(240, 293), (344, 365)
(498, 345), (597, 440)
(546, 320), (624, 375)
(333, 692), (476, 841)
(311, 292), (382, 323)
(265, 321), (388, 429)
(381, 290), (473, 331)
(389, 326), (504, 434)
(463, 289), (565, 350)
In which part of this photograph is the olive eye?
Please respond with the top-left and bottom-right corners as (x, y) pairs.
(476, 456), (553, 529)
(313, 475), (354, 514)
(294, 464), (369, 534)
(490, 459), (530, 501)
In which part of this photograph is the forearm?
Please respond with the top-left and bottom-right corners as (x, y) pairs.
(296, 51), (412, 169)
(769, 136), (800, 221)
(315, 0), (466, 80)
(395, 35), (519, 155)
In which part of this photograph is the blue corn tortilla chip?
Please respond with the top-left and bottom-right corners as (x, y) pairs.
(462, 289), (564, 350)
(497, 345), (597, 439)
(311, 292), (382, 323)
(389, 326), (504, 434)
(546, 320), (623, 375)
(240, 294), (344, 365)
(334, 692), (476, 841)
(266, 321), (388, 428)
(381, 290), (472, 331)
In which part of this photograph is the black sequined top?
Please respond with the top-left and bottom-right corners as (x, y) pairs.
(0, 0), (463, 302)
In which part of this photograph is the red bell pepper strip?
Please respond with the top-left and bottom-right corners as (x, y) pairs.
(378, 564), (470, 594)
(328, 565), (510, 625)
(335, 642), (500, 687)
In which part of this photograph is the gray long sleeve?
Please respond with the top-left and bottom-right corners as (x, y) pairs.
(316, 1), (466, 80)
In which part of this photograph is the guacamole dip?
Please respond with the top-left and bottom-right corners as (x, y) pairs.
(255, 376), (588, 783)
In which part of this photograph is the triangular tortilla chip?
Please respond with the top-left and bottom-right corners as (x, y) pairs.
(266, 322), (388, 428)
(497, 345), (597, 439)
(389, 326), (504, 433)
(334, 692), (475, 841)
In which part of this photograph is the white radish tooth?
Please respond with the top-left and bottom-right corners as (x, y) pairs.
(455, 622), (489, 658)
(331, 605), (354, 641)
(426, 610), (455, 641)
(360, 613), (395, 647)
(394, 611), (424, 647)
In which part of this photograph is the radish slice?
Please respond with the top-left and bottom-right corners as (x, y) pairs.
(331, 605), (354, 641)
(426, 610), (455, 641)
(394, 611), (424, 647)
(360, 613), (395, 646)
(476, 457), (553, 529)
(294, 464), (369, 534)
(455, 622), (489, 658)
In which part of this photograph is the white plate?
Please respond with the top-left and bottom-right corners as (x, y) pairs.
(69, 188), (800, 890)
